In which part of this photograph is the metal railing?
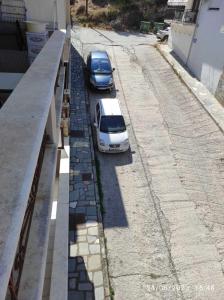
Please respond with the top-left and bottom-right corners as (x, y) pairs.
(182, 9), (197, 23)
(8, 134), (47, 299)
(173, 9), (198, 23)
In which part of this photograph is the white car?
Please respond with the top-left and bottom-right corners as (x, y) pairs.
(94, 98), (129, 153)
(156, 27), (170, 41)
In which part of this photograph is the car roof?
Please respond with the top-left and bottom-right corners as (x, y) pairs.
(90, 51), (108, 60)
(99, 98), (122, 116)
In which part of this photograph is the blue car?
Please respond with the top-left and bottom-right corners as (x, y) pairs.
(86, 51), (115, 91)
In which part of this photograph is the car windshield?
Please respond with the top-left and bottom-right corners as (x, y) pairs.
(100, 116), (126, 133)
(91, 58), (111, 74)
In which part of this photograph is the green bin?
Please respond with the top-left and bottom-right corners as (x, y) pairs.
(153, 22), (165, 33)
(140, 21), (152, 33)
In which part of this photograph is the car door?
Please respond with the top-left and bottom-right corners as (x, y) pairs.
(86, 54), (92, 81)
(87, 54), (91, 72)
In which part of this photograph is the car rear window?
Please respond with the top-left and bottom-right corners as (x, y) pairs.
(100, 116), (126, 133)
(91, 58), (111, 74)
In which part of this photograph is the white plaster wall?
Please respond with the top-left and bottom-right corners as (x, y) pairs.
(24, 0), (54, 23)
(66, 0), (71, 27)
(24, 0), (67, 29)
(169, 23), (195, 64)
(56, 0), (67, 29)
(187, 1), (224, 94)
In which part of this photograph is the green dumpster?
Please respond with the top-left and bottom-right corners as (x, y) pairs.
(140, 21), (152, 33)
(153, 22), (165, 33)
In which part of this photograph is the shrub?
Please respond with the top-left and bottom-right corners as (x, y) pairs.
(110, 18), (124, 31)
(107, 7), (119, 21)
(89, 9), (107, 24)
(122, 7), (143, 29)
(77, 15), (88, 23)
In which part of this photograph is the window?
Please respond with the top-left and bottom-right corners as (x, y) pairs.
(100, 116), (126, 133)
(91, 59), (112, 74)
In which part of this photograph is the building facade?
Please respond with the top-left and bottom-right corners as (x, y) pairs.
(167, 0), (224, 104)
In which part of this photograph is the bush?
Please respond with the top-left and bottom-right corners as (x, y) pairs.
(77, 15), (88, 24)
(110, 18), (124, 31)
(122, 8), (143, 29)
(107, 7), (119, 21)
(89, 9), (107, 24)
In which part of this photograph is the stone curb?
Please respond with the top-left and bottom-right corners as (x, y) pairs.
(156, 44), (224, 135)
(86, 92), (111, 299)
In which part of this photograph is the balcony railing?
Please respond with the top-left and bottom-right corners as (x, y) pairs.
(182, 9), (197, 23)
(167, 0), (188, 5)
(0, 29), (68, 299)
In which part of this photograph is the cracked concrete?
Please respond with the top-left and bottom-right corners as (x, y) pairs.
(71, 26), (224, 299)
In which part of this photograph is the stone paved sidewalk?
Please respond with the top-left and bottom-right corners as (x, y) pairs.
(68, 45), (107, 300)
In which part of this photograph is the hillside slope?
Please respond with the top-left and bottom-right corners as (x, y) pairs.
(71, 0), (168, 31)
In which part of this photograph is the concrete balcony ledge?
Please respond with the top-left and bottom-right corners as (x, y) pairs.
(0, 30), (65, 298)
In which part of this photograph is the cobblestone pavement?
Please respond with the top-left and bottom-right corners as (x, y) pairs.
(71, 27), (224, 300)
(68, 43), (108, 300)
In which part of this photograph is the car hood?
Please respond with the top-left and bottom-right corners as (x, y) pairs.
(99, 131), (128, 144)
(91, 73), (112, 85)
(159, 29), (170, 34)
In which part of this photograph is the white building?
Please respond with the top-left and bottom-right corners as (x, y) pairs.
(24, 0), (70, 30)
(167, 0), (224, 105)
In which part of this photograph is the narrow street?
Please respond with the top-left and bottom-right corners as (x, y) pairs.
(71, 26), (224, 299)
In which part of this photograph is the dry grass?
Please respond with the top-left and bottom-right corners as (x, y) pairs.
(71, 0), (119, 29)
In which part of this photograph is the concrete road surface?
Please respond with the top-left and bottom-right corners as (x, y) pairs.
(71, 26), (224, 300)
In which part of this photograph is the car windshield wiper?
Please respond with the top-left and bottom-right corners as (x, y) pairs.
(106, 129), (125, 133)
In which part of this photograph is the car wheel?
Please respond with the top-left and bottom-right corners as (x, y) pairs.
(162, 35), (168, 42)
(88, 82), (94, 91)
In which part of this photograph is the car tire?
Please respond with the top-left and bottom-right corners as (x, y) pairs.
(88, 81), (94, 91)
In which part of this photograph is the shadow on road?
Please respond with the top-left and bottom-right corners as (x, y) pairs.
(96, 149), (132, 228)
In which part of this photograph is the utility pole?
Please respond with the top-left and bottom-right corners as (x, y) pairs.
(85, 0), (88, 16)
